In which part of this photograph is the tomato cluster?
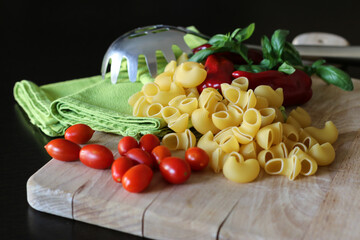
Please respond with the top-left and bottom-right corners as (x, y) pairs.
(45, 123), (114, 169)
(44, 124), (210, 194)
(116, 134), (209, 192)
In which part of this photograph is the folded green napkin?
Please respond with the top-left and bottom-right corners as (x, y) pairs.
(14, 28), (207, 138)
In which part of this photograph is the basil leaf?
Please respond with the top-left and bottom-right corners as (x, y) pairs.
(188, 47), (220, 62)
(233, 23), (255, 42)
(282, 42), (303, 66)
(278, 62), (296, 74)
(312, 59), (326, 68)
(271, 29), (289, 57)
(236, 64), (266, 73)
(209, 34), (228, 45)
(315, 65), (354, 91)
(261, 35), (273, 60)
(232, 43), (250, 64)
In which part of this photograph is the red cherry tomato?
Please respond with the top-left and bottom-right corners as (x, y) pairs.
(139, 134), (160, 153)
(125, 148), (156, 169)
(151, 145), (171, 164)
(79, 144), (114, 169)
(111, 156), (134, 183)
(185, 147), (209, 171)
(44, 138), (81, 162)
(118, 136), (139, 155)
(159, 157), (191, 184)
(122, 164), (153, 193)
(64, 124), (95, 144)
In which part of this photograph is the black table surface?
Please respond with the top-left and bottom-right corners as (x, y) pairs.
(2, 1), (360, 239)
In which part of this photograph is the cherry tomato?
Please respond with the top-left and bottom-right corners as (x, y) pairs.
(139, 134), (160, 153)
(44, 138), (81, 162)
(125, 148), (156, 169)
(151, 145), (171, 164)
(79, 144), (114, 169)
(64, 124), (95, 144)
(122, 164), (153, 193)
(118, 136), (139, 155)
(111, 156), (134, 183)
(185, 147), (209, 171)
(159, 157), (191, 184)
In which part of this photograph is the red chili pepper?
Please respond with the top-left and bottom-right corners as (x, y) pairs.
(192, 43), (263, 65)
(232, 69), (312, 106)
(197, 54), (234, 93)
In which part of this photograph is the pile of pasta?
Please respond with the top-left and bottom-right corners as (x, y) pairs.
(128, 59), (338, 183)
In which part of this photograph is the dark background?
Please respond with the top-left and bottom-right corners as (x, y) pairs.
(2, 0), (360, 239)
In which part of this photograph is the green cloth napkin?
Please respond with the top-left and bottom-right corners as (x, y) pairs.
(13, 28), (207, 138)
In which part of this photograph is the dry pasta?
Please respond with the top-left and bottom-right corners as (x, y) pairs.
(197, 131), (220, 158)
(223, 155), (260, 183)
(191, 108), (220, 135)
(308, 142), (336, 166)
(231, 77), (249, 91)
(162, 129), (196, 151)
(289, 147), (318, 176)
(304, 121), (338, 144)
(264, 155), (301, 181)
(167, 113), (189, 133)
(173, 61), (207, 88)
(254, 85), (283, 108)
(128, 59), (339, 184)
(288, 107), (311, 128)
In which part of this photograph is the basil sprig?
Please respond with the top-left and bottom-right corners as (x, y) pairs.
(188, 23), (255, 63)
(303, 60), (353, 90)
(239, 29), (354, 91)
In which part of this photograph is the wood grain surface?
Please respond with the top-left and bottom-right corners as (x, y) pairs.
(27, 76), (360, 240)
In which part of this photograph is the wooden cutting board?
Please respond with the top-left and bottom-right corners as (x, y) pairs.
(27, 76), (360, 240)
